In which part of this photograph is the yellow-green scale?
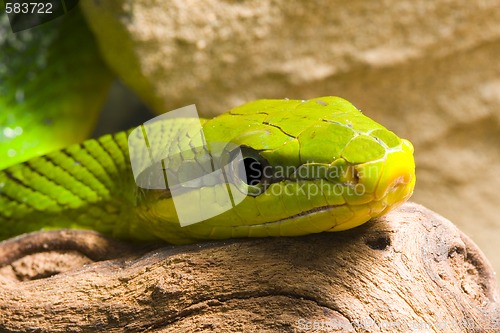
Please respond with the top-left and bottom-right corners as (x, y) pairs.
(0, 133), (138, 240)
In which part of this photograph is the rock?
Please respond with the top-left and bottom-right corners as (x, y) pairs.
(79, 0), (500, 282)
(0, 203), (498, 332)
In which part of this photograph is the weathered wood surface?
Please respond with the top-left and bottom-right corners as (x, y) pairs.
(0, 202), (498, 332)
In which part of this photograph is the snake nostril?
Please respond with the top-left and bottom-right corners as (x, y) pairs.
(353, 168), (360, 183)
(342, 165), (360, 185)
(388, 176), (406, 193)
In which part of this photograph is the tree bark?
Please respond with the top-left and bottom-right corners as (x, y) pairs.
(0, 202), (498, 332)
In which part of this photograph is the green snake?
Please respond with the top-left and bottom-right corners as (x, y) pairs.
(0, 96), (415, 244)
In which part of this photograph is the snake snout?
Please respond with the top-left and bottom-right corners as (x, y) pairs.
(375, 141), (416, 206)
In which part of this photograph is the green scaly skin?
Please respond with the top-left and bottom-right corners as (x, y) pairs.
(0, 7), (113, 169)
(0, 97), (415, 244)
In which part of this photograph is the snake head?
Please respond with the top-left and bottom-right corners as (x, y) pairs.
(139, 97), (415, 243)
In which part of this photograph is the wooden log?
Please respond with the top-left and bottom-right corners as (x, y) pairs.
(0, 202), (498, 332)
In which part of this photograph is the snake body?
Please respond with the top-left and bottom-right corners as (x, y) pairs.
(0, 97), (415, 244)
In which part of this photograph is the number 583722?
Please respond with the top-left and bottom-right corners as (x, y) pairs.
(5, 2), (53, 14)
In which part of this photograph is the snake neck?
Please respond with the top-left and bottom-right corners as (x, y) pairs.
(0, 131), (158, 241)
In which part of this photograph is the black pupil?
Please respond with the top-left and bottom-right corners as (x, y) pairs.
(243, 157), (262, 186)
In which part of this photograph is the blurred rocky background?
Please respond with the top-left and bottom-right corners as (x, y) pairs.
(80, 0), (500, 281)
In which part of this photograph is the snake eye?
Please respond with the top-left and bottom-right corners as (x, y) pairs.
(226, 146), (270, 196)
(242, 156), (264, 186)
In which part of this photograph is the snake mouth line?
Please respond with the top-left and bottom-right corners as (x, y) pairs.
(261, 204), (345, 226)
